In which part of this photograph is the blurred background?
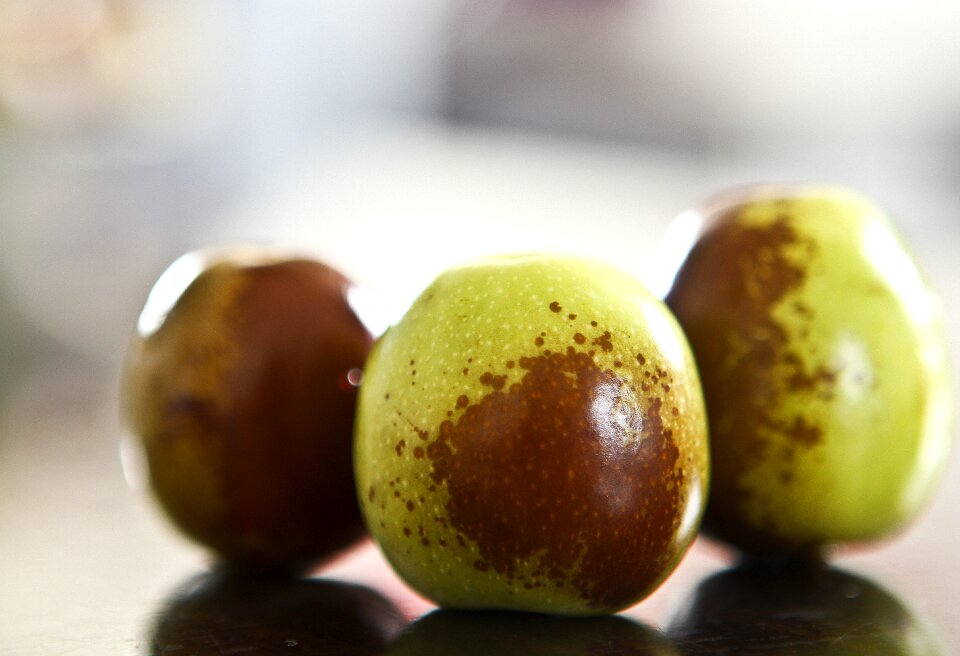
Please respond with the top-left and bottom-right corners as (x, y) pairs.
(1, 0), (958, 389)
(1, 1), (959, 650)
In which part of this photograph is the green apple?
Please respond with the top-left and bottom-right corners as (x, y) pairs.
(355, 254), (709, 615)
(664, 186), (952, 554)
(122, 247), (373, 572)
(667, 565), (944, 655)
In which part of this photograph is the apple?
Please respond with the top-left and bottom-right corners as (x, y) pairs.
(664, 186), (953, 554)
(122, 247), (374, 572)
(354, 254), (709, 615)
(667, 564), (944, 655)
(388, 609), (679, 656)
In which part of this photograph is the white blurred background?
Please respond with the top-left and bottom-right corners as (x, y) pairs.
(1, 0), (958, 416)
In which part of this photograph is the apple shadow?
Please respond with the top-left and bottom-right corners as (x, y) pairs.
(386, 607), (679, 656)
(666, 561), (944, 655)
(148, 569), (407, 656)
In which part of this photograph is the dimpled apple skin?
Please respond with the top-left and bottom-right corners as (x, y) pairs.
(122, 249), (373, 573)
(355, 254), (709, 616)
(665, 186), (953, 555)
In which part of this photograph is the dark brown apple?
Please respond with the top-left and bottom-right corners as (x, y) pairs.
(122, 248), (375, 573)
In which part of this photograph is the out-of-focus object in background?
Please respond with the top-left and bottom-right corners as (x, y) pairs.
(447, 1), (960, 146)
(0, 0), (237, 145)
(0, 0), (110, 130)
(0, 0), (244, 372)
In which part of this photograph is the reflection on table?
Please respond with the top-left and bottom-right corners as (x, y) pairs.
(667, 562), (944, 655)
(150, 570), (405, 656)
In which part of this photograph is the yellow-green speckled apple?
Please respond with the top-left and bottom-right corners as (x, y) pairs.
(355, 254), (709, 615)
(664, 186), (952, 556)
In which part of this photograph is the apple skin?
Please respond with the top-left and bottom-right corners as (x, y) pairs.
(355, 254), (709, 615)
(122, 248), (373, 573)
(664, 186), (953, 555)
(667, 564), (944, 655)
